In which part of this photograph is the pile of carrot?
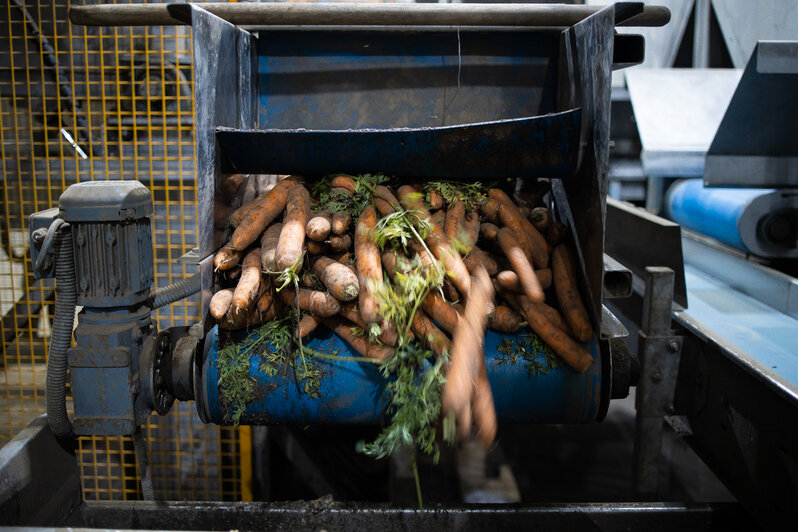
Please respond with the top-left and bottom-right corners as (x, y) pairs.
(210, 174), (594, 447)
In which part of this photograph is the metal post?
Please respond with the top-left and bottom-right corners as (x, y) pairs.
(633, 267), (683, 499)
(692, 0), (710, 68)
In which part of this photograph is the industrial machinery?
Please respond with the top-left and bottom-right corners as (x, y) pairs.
(3, 2), (797, 530)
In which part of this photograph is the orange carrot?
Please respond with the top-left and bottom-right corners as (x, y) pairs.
(306, 210), (331, 242)
(487, 305), (524, 333)
(421, 292), (460, 335)
(220, 173), (246, 201)
(214, 247), (243, 271)
(471, 357), (497, 448)
(547, 221), (568, 246)
(411, 311), (451, 358)
(464, 246), (498, 277)
(479, 198), (500, 223)
(210, 288), (234, 320)
(536, 267), (552, 290)
(330, 175), (356, 194)
(313, 256), (359, 302)
(323, 317), (393, 361)
(444, 200), (466, 242)
(327, 233), (352, 252)
(256, 276), (274, 313)
(232, 248), (261, 312)
(355, 206), (382, 324)
(552, 244), (592, 342)
(490, 188), (550, 268)
(479, 222), (499, 241)
(275, 184), (311, 270)
(442, 266), (494, 441)
(229, 177), (295, 249)
(331, 211), (351, 235)
(496, 270), (522, 293)
(279, 287), (341, 317)
(531, 207), (551, 232)
(297, 314), (320, 338)
(259, 223), (283, 271)
(462, 210), (480, 254)
(373, 185), (400, 217)
(497, 227), (544, 303)
(306, 240), (327, 255)
(428, 189), (444, 210)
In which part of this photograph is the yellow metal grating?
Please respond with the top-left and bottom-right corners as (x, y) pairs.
(1, 0), (245, 501)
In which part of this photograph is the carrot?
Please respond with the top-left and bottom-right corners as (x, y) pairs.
(496, 270), (522, 293)
(259, 223), (283, 271)
(279, 287), (341, 318)
(487, 305), (524, 333)
(306, 240), (327, 255)
(213, 202), (232, 230)
(531, 207), (551, 232)
(397, 186), (471, 298)
(444, 200), (466, 242)
(275, 184), (311, 270)
(411, 311), (451, 358)
(431, 210), (445, 229)
(497, 228), (544, 303)
(337, 302), (395, 346)
(338, 302), (367, 328)
(333, 251), (354, 266)
(442, 266), (494, 441)
(471, 358), (497, 448)
(479, 198), (500, 223)
(355, 206), (382, 324)
(256, 276), (275, 313)
(462, 211), (480, 254)
(442, 278), (460, 303)
(214, 247), (242, 271)
(552, 244), (592, 342)
(547, 221), (568, 246)
(228, 194), (260, 228)
(479, 222), (499, 241)
(232, 248), (261, 312)
(490, 188), (550, 268)
(331, 211), (351, 235)
(220, 173), (246, 201)
(210, 288), (234, 320)
(428, 189), (444, 210)
(323, 317), (393, 361)
(298, 314), (320, 338)
(501, 289), (590, 371)
(463, 246), (497, 277)
(327, 234), (352, 252)
(229, 177), (295, 249)
(306, 210), (331, 242)
(421, 292), (461, 335)
(380, 250), (399, 278)
(373, 185), (400, 217)
(219, 296), (282, 330)
(330, 175), (356, 194)
(314, 256), (359, 302)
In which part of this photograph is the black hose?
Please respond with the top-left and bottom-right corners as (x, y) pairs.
(46, 224), (76, 439)
(150, 272), (201, 310)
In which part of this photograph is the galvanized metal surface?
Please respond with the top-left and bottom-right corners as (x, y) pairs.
(605, 199), (687, 308)
(0, 416), (81, 526)
(201, 326), (603, 426)
(711, 0), (798, 68)
(633, 267), (683, 498)
(704, 41), (798, 188)
(603, 254), (633, 299)
(191, 5), (257, 332)
(70, 2), (672, 28)
(625, 68), (742, 178)
(218, 111), (581, 179)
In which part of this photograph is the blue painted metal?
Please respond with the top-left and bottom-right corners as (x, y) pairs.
(666, 178), (767, 252)
(217, 110), (582, 179)
(202, 325), (602, 426)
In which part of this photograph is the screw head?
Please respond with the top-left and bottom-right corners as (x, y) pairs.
(668, 340), (680, 353)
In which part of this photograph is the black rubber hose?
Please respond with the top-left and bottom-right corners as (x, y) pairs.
(46, 224), (76, 439)
(150, 272), (201, 310)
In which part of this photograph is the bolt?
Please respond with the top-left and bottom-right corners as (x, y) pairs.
(667, 340), (680, 353)
(666, 403), (676, 415)
(651, 370), (663, 383)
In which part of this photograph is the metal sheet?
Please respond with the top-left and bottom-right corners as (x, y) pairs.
(202, 326), (602, 426)
(217, 111), (581, 179)
(256, 29), (560, 130)
(712, 0), (798, 68)
(625, 69), (742, 177)
(704, 41), (798, 188)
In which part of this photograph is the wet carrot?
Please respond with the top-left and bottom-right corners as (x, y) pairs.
(275, 184), (311, 270)
(552, 244), (592, 342)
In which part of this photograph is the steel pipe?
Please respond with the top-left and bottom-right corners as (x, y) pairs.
(70, 3), (670, 28)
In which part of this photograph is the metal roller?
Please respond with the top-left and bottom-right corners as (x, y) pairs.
(197, 326), (604, 426)
(666, 178), (798, 258)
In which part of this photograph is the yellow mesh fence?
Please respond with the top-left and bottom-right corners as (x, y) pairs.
(1, 0), (245, 501)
